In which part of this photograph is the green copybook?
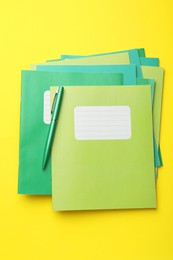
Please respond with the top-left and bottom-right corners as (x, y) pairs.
(51, 86), (156, 210)
(18, 71), (123, 195)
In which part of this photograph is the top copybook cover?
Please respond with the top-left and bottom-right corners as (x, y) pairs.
(51, 86), (156, 210)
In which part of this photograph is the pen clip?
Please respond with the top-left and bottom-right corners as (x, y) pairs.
(51, 93), (57, 115)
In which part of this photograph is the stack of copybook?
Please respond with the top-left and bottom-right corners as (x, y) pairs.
(18, 48), (164, 211)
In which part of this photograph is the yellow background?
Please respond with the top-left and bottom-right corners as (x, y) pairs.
(0, 0), (172, 259)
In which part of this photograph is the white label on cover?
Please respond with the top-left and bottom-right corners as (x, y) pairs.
(74, 106), (131, 140)
(44, 91), (51, 124)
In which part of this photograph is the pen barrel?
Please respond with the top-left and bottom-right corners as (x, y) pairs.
(42, 86), (64, 169)
(52, 87), (64, 121)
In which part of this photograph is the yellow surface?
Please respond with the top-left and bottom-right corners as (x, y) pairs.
(0, 0), (172, 259)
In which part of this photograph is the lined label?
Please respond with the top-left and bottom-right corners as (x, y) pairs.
(74, 106), (131, 140)
(43, 91), (51, 124)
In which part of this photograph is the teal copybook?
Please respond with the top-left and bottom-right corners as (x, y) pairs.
(18, 71), (123, 195)
(36, 64), (136, 85)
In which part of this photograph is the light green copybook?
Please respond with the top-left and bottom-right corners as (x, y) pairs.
(141, 66), (164, 151)
(51, 86), (156, 211)
(31, 52), (130, 70)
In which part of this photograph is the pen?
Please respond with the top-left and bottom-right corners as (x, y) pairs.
(42, 86), (64, 169)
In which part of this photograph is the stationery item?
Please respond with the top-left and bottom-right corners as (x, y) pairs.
(18, 71), (123, 194)
(51, 86), (156, 210)
(137, 78), (161, 167)
(140, 57), (159, 67)
(42, 87), (64, 169)
(141, 66), (164, 162)
(138, 48), (145, 57)
(36, 64), (137, 85)
(136, 78), (155, 103)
